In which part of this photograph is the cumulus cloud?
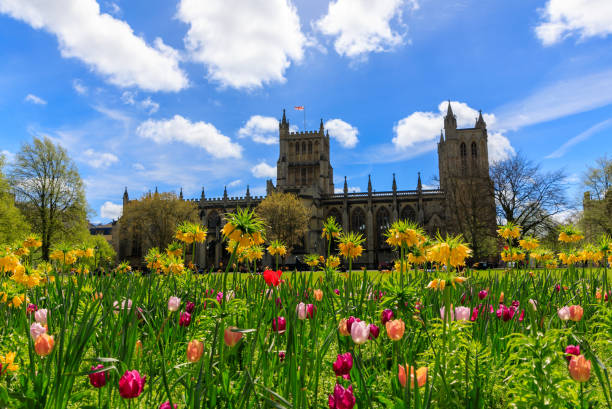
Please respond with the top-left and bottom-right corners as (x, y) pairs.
(100, 201), (122, 219)
(535, 0), (612, 45)
(25, 93), (46, 105)
(315, 0), (415, 58)
(136, 115), (243, 159)
(81, 149), (119, 168)
(392, 101), (514, 163)
(251, 161), (276, 178)
(177, 0), (306, 89)
(0, 0), (188, 91)
(324, 119), (358, 148)
(238, 115), (279, 144)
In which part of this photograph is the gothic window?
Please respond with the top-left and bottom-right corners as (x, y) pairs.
(460, 142), (467, 175)
(351, 208), (366, 237)
(401, 205), (417, 222)
(308, 141), (313, 156)
(376, 207), (391, 249)
(315, 141), (319, 156)
(302, 142), (306, 157)
(207, 211), (220, 230)
(471, 142), (478, 170)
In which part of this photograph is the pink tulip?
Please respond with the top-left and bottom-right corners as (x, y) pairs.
(185, 301), (195, 313)
(27, 303), (38, 315)
(30, 322), (47, 340)
(346, 316), (360, 333)
(35, 308), (48, 324)
(440, 306), (455, 321)
(168, 296), (180, 312)
(272, 316), (286, 333)
(350, 321), (370, 344)
(565, 345), (580, 362)
(558, 306), (570, 321)
(296, 302), (307, 320)
(478, 290), (488, 300)
(455, 306), (471, 321)
(159, 401), (178, 409)
(306, 303), (316, 319)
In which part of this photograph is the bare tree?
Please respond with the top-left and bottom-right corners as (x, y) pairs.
(490, 152), (569, 237)
(9, 137), (88, 260)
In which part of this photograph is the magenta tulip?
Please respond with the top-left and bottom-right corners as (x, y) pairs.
(332, 352), (353, 379)
(88, 364), (107, 388)
(179, 312), (191, 327)
(328, 384), (356, 409)
(272, 316), (286, 333)
(381, 309), (394, 325)
(369, 324), (380, 339)
(118, 370), (145, 399)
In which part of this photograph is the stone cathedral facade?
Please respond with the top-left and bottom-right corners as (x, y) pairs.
(118, 103), (497, 269)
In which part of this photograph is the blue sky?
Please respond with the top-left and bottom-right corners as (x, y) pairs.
(1, 0), (611, 223)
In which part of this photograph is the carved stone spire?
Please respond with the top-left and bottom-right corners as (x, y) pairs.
(179, 187), (183, 200)
(368, 174), (372, 194)
(417, 172), (422, 191)
(475, 109), (486, 129)
(246, 184), (251, 198)
(343, 176), (348, 195)
(320, 118), (324, 133)
(392, 173), (397, 192)
(201, 186), (205, 199)
(223, 186), (228, 200)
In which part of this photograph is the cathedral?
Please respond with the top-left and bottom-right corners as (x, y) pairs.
(118, 103), (497, 269)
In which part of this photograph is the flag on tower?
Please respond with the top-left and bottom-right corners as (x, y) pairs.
(294, 106), (304, 111)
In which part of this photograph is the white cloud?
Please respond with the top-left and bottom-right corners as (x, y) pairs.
(120, 91), (136, 105)
(324, 119), (358, 148)
(535, 0), (612, 45)
(392, 100), (514, 163)
(334, 186), (361, 193)
(546, 118), (612, 159)
(122, 91), (159, 114)
(136, 115), (243, 159)
(238, 115), (279, 144)
(81, 148), (119, 168)
(0, 0), (188, 91)
(132, 163), (145, 171)
(177, 0), (306, 89)
(251, 161), (276, 178)
(100, 201), (122, 219)
(494, 69), (612, 130)
(72, 79), (87, 95)
(141, 97), (159, 114)
(315, 0), (415, 58)
(24, 93), (46, 105)
(228, 179), (242, 187)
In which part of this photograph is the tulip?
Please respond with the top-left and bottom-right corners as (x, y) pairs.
(114, 299), (132, 312)
(569, 355), (591, 382)
(398, 365), (428, 388)
(478, 290), (488, 300)
(296, 302), (307, 320)
(332, 352), (353, 378)
(88, 364), (107, 388)
(134, 340), (143, 355)
(440, 306), (455, 321)
(569, 305), (583, 322)
(529, 299), (537, 311)
(187, 340), (204, 363)
(558, 306), (570, 321)
(518, 310), (525, 322)
(185, 301), (195, 314)
(369, 324), (380, 339)
(263, 269), (282, 286)
(30, 322), (47, 340)
(34, 333), (54, 356)
(224, 326), (242, 347)
(346, 316), (360, 333)
(385, 319), (405, 341)
(216, 292), (223, 304)
(118, 370), (146, 399)
(27, 303), (38, 314)
(499, 292), (504, 303)
(306, 304), (316, 319)
(35, 308), (48, 324)
(314, 289), (323, 301)
(455, 306), (471, 321)
(278, 351), (286, 362)
(565, 345), (580, 362)
(338, 318), (350, 336)
(350, 321), (370, 344)
(470, 306), (479, 321)
(272, 316), (286, 334)
(179, 312), (191, 327)
(328, 384), (355, 409)
(168, 296), (180, 312)
(333, 289), (340, 295)
(497, 305), (515, 321)
(159, 402), (178, 409)
(381, 309), (394, 325)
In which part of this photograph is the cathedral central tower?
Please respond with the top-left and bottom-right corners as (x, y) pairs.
(276, 109), (334, 195)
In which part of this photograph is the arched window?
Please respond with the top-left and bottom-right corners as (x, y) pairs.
(471, 141), (478, 170)
(351, 208), (366, 237)
(460, 142), (467, 175)
(295, 142), (299, 155)
(376, 207), (391, 249)
(302, 142), (306, 157)
(401, 205), (417, 222)
(308, 141), (313, 156)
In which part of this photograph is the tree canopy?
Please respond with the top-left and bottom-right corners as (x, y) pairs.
(581, 155), (611, 238)
(255, 191), (310, 251)
(0, 153), (30, 245)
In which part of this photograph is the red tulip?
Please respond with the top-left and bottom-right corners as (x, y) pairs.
(88, 364), (107, 388)
(369, 324), (380, 339)
(186, 301), (195, 313)
(179, 312), (191, 327)
(118, 370), (146, 399)
(306, 304), (316, 319)
(332, 353), (353, 379)
(263, 269), (282, 286)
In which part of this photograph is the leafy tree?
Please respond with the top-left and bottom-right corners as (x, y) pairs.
(490, 152), (569, 237)
(0, 153), (30, 244)
(581, 155), (611, 239)
(255, 191), (310, 251)
(8, 137), (88, 259)
(119, 191), (198, 259)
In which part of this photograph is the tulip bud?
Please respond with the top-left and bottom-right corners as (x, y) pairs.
(368, 324), (380, 339)
(568, 355), (591, 382)
(179, 312), (191, 327)
(168, 296), (180, 312)
(381, 309), (394, 325)
(35, 308), (48, 325)
(385, 319), (405, 341)
(185, 301), (195, 314)
(118, 370), (146, 399)
(569, 305), (583, 322)
(34, 333), (54, 356)
(306, 304), (316, 319)
(88, 364), (107, 388)
(350, 321), (370, 344)
(296, 302), (307, 320)
(187, 340), (204, 363)
(224, 326), (242, 347)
